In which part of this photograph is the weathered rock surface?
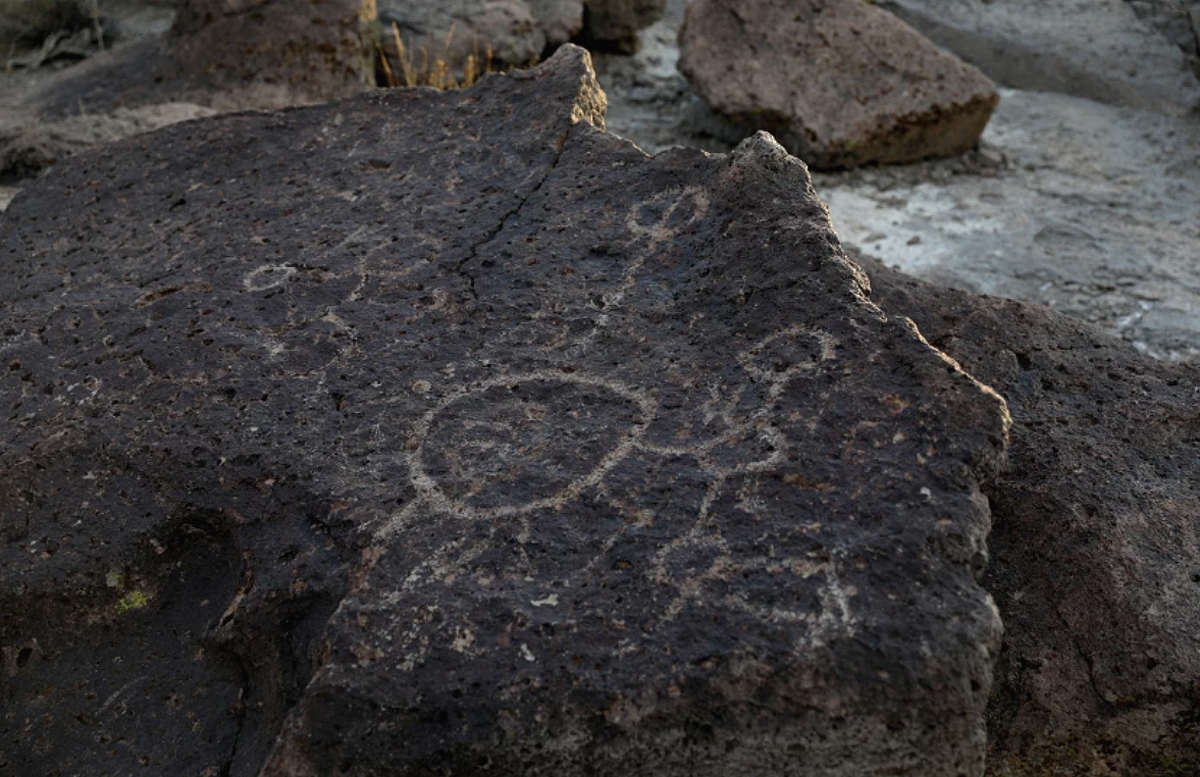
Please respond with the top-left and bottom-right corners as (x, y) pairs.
(581, 0), (667, 51)
(876, 0), (1200, 115)
(1123, 0), (1200, 70)
(0, 101), (216, 179)
(376, 0), (548, 71)
(678, 0), (1000, 170)
(375, 0), (667, 66)
(860, 256), (1200, 776)
(0, 0), (375, 182)
(167, 0), (375, 99)
(0, 46), (1009, 777)
(528, 0), (586, 47)
(22, 0), (375, 122)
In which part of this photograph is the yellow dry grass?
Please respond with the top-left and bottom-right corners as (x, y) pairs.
(376, 22), (500, 90)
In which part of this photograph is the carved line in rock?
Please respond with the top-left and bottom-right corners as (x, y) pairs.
(375, 370), (658, 538)
(642, 324), (854, 643)
(242, 263), (298, 292)
(369, 323), (858, 653)
(600, 184), (711, 312)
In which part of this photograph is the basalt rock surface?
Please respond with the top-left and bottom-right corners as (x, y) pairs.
(860, 256), (1200, 776)
(678, 0), (1000, 169)
(0, 46), (1008, 777)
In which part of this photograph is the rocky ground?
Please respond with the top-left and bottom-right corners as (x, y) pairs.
(591, 0), (1200, 363)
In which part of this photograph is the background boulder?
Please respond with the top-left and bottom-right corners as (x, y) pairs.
(167, 0), (376, 98)
(678, 0), (1000, 169)
(580, 0), (667, 51)
(876, 0), (1200, 114)
(374, 0), (667, 71)
(14, 0), (375, 124)
(376, 0), (547, 72)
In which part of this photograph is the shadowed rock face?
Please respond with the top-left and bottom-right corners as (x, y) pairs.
(23, 0), (375, 122)
(167, 0), (376, 98)
(678, 0), (1000, 170)
(0, 46), (1007, 777)
(860, 257), (1200, 776)
(580, 0), (667, 51)
(376, 0), (549, 71)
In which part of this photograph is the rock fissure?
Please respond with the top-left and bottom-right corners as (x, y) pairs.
(453, 126), (577, 302)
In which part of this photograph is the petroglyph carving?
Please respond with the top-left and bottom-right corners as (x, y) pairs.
(407, 371), (655, 520)
(242, 263), (297, 291)
(375, 371), (656, 538)
(373, 323), (856, 649)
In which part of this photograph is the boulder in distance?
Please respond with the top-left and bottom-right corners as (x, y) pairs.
(679, 0), (1000, 169)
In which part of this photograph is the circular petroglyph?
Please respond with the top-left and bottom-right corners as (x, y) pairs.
(739, 324), (837, 383)
(626, 185), (710, 245)
(408, 371), (656, 518)
(243, 263), (297, 292)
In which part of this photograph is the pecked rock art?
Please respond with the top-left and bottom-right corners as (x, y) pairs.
(0, 46), (1008, 776)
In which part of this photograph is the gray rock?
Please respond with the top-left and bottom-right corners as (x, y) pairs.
(374, 0), (666, 67)
(860, 257), (1200, 776)
(0, 0), (373, 185)
(0, 102), (216, 179)
(1124, 0), (1200, 68)
(528, 0), (586, 46)
(166, 0), (376, 98)
(678, 0), (1000, 170)
(0, 46), (1009, 777)
(876, 0), (1200, 115)
(376, 0), (547, 71)
(581, 0), (667, 51)
(23, 0), (375, 122)
(0, 0), (95, 55)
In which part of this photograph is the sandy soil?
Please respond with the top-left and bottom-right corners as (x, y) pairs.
(3, 0), (1199, 362)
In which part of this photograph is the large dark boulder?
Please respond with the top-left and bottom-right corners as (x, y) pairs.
(373, 0), (667, 70)
(166, 0), (376, 100)
(861, 257), (1200, 776)
(0, 46), (1008, 776)
(580, 0), (667, 52)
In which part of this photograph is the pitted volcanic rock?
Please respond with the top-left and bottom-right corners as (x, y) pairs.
(861, 256), (1200, 776)
(0, 46), (1007, 777)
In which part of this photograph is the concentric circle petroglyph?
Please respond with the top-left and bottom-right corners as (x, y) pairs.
(376, 370), (656, 537)
(374, 325), (853, 648)
(242, 263), (297, 291)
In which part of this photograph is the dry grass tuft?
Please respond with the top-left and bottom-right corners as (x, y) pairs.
(375, 22), (534, 90)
